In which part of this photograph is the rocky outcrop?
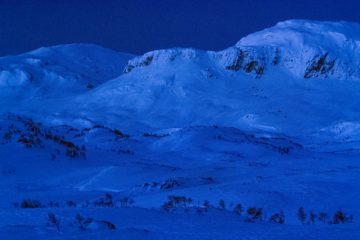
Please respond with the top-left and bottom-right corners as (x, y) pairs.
(304, 53), (336, 78)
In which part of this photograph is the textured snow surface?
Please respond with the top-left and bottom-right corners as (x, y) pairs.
(1, 20), (360, 239)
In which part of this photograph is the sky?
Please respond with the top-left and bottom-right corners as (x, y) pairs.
(0, 0), (360, 56)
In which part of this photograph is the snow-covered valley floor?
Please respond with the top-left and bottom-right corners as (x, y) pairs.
(0, 114), (359, 239)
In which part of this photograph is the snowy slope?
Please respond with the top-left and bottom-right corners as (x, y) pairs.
(0, 43), (133, 105)
(2, 20), (360, 136)
(68, 20), (360, 139)
(1, 20), (360, 239)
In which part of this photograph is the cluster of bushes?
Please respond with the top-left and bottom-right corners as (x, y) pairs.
(94, 193), (116, 208)
(161, 195), (193, 212)
(1, 168), (15, 175)
(93, 193), (134, 208)
(141, 178), (181, 191)
(44, 130), (85, 158)
(1, 117), (86, 159)
(212, 128), (301, 156)
(47, 213), (116, 233)
(297, 207), (353, 225)
(15, 199), (44, 208)
(113, 129), (130, 139)
(14, 193), (134, 210)
(161, 179), (181, 190)
(160, 197), (354, 226)
(1, 122), (42, 148)
(143, 132), (169, 138)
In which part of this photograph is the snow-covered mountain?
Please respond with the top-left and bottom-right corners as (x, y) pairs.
(2, 20), (360, 133)
(1, 20), (360, 239)
(237, 20), (360, 79)
(69, 20), (360, 138)
(124, 19), (360, 79)
(0, 43), (133, 102)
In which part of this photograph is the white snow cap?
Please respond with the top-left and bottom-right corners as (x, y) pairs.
(237, 19), (360, 53)
(234, 20), (360, 79)
(123, 20), (360, 80)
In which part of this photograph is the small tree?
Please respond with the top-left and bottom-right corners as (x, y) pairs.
(161, 200), (174, 212)
(94, 193), (114, 208)
(75, 214), (93, 231)
(119, 197), (134, 207)
(309, 211), (316, 224)
(333, 210), (346, 224)
(218, 200), (226, 211)
(66, 200), (77, 208)
(297, 207), (307, 224)
(233, 203), (243, 215)
(47, 213), (60, 232)
(196, 207), (204, 215)
(185, 198), (193, 208)
(96, 220), (116, 230)
(202, 200), (211, 212)
(318, 212), (328, 224)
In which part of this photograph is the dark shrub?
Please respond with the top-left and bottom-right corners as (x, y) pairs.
(246, 207), (263, 222)
(75, 214), (93, 231)
(47, 213), (60, 232)
(269, 211), (285, 224)
(20, 199), (42, 208)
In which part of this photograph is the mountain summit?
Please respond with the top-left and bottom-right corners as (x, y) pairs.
(125, 20), (360, 80)
(237, 19), (360, 79)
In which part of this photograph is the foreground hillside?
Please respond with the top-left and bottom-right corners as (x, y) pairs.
(1, 20), (360, 239)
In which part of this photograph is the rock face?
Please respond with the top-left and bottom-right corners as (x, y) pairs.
(216, 46), (275, 78)
(304, 53), (336, 78)
(124, 48), (199, 73)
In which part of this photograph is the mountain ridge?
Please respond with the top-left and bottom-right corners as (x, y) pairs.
(125, 19), (360, 80)
(1, 20), (360, 136)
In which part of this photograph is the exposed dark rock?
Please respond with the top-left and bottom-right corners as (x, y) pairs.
(304, 53), (336, 78)
(226, 50), (245, 71)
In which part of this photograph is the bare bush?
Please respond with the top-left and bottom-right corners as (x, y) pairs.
(20, 199), (43, 208)
(297, 207), (307, 224)
(246, 207), (263, 222)
(47, 213), (60, 232)
(269, 211), (285, 224)
(119, 197), (134, 207)
(218, 200), (226, 211)
(233, 203), (243, 215)
(94, 193), (114, 208)
(66, 200), (77, 208)
(75, 214), (93, 231)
